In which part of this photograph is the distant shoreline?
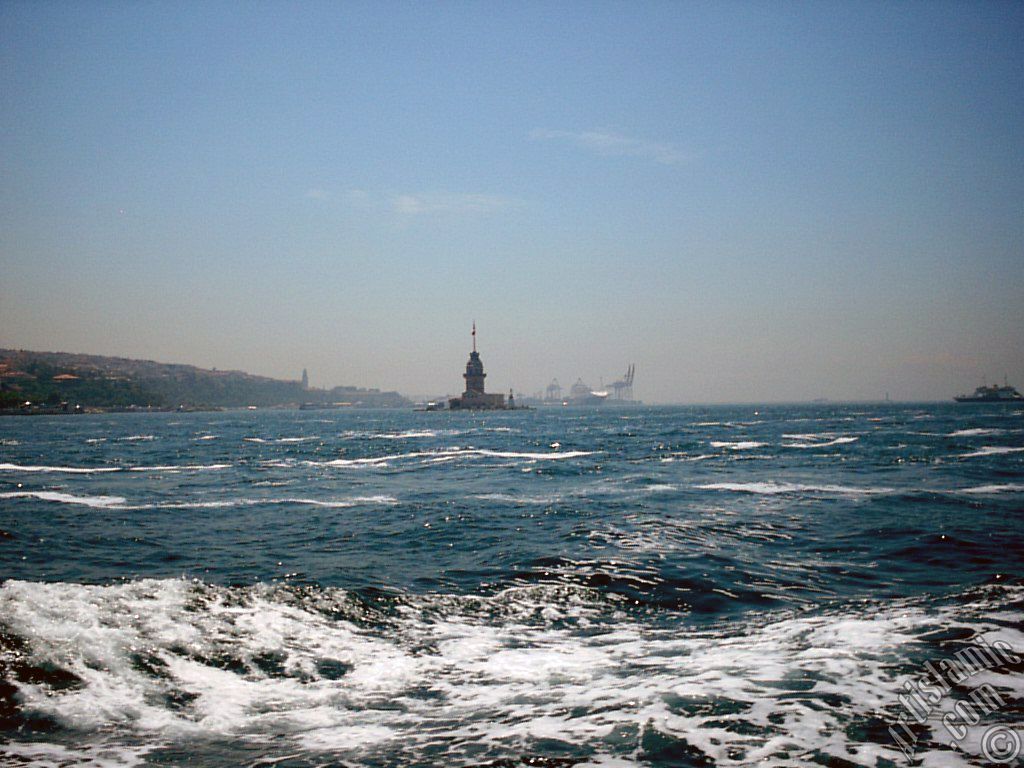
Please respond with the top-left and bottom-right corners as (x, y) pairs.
(0, 348), (410, 411)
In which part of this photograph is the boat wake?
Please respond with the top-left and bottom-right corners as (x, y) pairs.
(1, 579), (1020, 767)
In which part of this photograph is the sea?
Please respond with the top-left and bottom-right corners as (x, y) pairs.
(1, 404), (1022, 768)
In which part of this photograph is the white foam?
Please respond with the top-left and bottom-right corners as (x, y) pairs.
(960, 446), (1024, 458)
(143, 499), (243, 509)
(695, 481), (893, 496)
(475, 448), (594, 460)
(709, 441), (766, 450)
(318, 454), (404, 468)
(0, 491), (396, 510)
(954, 483), (1024, 494)
(313, 447), (595, 468)
(133, 495), (398, 510)
(0, 462), (121, 474)
(278, 495), (397, 508)
(645, 483), (678, 493)
(576, 758), (642, 768)
(947, 428), (1006, 437)
(0, 741), (156, 767)
(474, 492), (562, 505)
(0, 490), (128, 508)
(661, 453), (715, 463)
(127, 463), (231, 472)
(0, 462), (230, 473)
(782, 436), (859, 448)
(0, 579), (1019, 766)
(118, 435), (156, 442)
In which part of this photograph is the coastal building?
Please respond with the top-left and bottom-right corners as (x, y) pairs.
(448, 324), (508, 410)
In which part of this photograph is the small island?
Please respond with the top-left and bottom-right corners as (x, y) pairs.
(447, 325), (525, 411)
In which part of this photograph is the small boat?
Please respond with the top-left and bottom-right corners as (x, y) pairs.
(414, 401), (446, 412)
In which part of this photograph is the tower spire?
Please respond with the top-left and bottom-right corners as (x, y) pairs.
(472, 321), (476, 353)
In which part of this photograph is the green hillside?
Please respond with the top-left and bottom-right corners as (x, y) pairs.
(0, 350), (409, 410)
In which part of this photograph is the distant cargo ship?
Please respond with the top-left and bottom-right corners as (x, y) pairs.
(954, 382), (1022, 402)
(568, 379), (609, 406)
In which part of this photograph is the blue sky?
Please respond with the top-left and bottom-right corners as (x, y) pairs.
(2, 1), (1022, 402)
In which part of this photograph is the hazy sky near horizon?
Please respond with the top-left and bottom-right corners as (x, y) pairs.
(2, 1), (1022, 402)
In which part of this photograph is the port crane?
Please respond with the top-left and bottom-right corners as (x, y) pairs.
(545, 379), (562, 402)
(609, 364), (635, 401)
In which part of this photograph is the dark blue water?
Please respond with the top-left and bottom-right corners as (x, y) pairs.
(1, 405), (1022, 766)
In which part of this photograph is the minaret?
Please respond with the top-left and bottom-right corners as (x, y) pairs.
(301, 368), (309, 390)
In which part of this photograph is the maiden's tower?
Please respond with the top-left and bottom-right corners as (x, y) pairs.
(448, 324), (510, 410)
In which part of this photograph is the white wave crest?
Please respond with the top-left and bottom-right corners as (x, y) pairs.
(134, 496), (398, 510)
(314, 447), (595, 469)
(476, 448), (594, 460)
(285, 495), (397, 507)
(960, 446), (1024, 458)
(371, 430), (439, 439)
(698, 482), (1022, 497)
(474, 493), (562, 505)
(0, 490), (128, 508)
(660, 453), (715, 463)
(782, 436), (859, 448)
(709, 441), (766, 450)
(0, 462), (121, 474)
(127, 464), (232, 472)
(0, 462), (231, 474)
(954, 483), (1024, 494)
(0, 492), (396, 510)
(947, 428), (1006, 437)
(695, 482), (893, 496)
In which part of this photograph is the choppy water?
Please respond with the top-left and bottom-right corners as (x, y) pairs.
(1, 404), (1022, 767)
